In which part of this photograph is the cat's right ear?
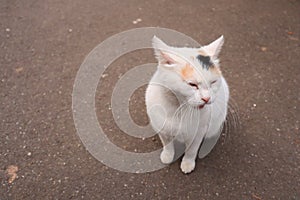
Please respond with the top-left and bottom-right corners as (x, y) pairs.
(152, 36), (177, 67)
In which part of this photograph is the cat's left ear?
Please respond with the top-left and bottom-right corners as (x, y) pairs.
(152, 36), (179, 67)
(202, 35), (224, 60)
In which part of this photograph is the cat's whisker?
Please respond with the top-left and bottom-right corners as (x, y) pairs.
(227, 99), (241, 132)
(208, 102), (227, 141)
(213, 98), (241, 143)
(170, 100), (191, 136)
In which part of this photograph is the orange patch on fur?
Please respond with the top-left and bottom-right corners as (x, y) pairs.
(181, 64), (194, 79)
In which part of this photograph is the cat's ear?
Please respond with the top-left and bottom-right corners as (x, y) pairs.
(202, 35), (224, 60)
(152, 36), (178, 67)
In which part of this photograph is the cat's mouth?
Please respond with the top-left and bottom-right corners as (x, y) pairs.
(190, 101), (212, 109)
(198, 104), (205, 109)
(197, 102), (212, 109)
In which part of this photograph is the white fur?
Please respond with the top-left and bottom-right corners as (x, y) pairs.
(146, 36), (229, 173)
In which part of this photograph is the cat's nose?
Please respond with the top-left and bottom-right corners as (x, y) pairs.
(201, 97), (210, 103)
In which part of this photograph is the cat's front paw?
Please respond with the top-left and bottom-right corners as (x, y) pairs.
(160, 149), (174, 164)
(180, 159), (195, 174)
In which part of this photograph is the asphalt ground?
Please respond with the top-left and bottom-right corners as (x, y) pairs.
(0, 0), (300, 199)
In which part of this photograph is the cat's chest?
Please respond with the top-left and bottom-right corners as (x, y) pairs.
(177, 107), (210, 131)
(173, 108), (209, 142)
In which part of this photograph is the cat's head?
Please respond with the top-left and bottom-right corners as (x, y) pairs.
(152, 35), (224, 109)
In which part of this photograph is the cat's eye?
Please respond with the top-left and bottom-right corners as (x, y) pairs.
(188, 82), (198, 89)
(211, 80), (217, 84)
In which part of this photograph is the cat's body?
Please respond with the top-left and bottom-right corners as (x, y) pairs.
(145, 36), (229, 173)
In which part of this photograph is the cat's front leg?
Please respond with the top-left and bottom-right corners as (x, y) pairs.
(159, 133), (175, 164)
(180, 133), (204, 174)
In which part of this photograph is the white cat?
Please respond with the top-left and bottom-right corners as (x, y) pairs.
(145, 36), (229, 173)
